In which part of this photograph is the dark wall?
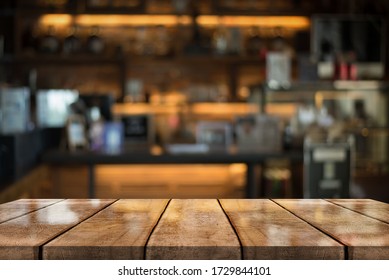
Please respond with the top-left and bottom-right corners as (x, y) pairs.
(0, 128), (62, 187)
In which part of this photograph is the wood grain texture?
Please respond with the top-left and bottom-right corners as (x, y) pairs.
(327, 199), (389, 224)
(274, 199), (389, 260)
(0, 199), (63, 224)
(146, 199), (241, 260)
(220, 199), (344, 260)
(0, 199), (115, 260)
(43, 199), (169, 260)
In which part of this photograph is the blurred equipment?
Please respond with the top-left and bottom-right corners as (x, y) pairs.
(0, 87), (30, 134)
(36, 89), (79, 128)
(79, 93), (114, 122)
(304, 137), (353, 198)
(196, 121), (232, 152)
(266, 52), (291, 89)
(66, 114), (88, 151)
(235, 114), (282, 153)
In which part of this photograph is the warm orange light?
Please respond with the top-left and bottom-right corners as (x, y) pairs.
(198, 16), (310, 29)
(265, 104), (297, 119)
(39, 14), (191, 27)
(95, 164), (246, 198)
(191, 103), (260, 115)
(39, 14), (310, 29)
(76, 15), (192, 26)
(113, 103), (260, 115)
(39, 14), (73, 25)
(113, 103), (182, 115)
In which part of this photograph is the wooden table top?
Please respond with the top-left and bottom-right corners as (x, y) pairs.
(0, 199), (388, 260)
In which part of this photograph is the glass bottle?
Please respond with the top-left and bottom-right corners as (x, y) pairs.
(63, 25), (82, 55)
(270, 26), (294, 57)
(39, 25), (60, 54)
(334, 53), (348, 80)
(270, 27), (285, 51)
(89, 106), (104, 151)
(154, 25), (171, 56)
(133, 26), (147, 56)
(246, 26), (267, 59)
(212, 24), (229, 55)
(86, 26), (105, 55)
(212, 24), (228, 55)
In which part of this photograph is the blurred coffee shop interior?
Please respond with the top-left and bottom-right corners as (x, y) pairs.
(1, 0), (389, 203)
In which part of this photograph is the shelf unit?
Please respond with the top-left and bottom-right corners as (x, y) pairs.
(3, 0), (388, 120)
(14, 0), (319, 15)
(6, 0), (318, 101)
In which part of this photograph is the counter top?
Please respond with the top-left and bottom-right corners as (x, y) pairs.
(41, 150), (304, 198)
(0, 199), (388, 260)
(42, 149), (303, 165)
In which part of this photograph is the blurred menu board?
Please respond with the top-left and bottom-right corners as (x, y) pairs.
(121, 114), (153, 145)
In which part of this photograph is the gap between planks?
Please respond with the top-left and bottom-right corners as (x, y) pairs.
(217, 199), (244, 260)
(37, 199), (119, 260)
(270, 199), (349, 260)
(143, 199), (172, 260)
(0, 199), (65, 224)
(325, 199), (389, 225)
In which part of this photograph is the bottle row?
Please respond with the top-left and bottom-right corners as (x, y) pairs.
(22, 25), (105, 56)
(21, 23), (301, 58)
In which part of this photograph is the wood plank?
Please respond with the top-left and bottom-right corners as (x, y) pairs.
(220, 199), (344, 260)
(0, 199), (63, 224)
(274, 199), (389, 260)
(146, 199), (241, 260)
(327, 199), (389, 224)
(43, 199), (169, 260)
(0, 199), (115, 260)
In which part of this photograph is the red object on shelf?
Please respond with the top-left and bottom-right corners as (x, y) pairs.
(335, 62), (348, 80)
(349, 63), (358, 80)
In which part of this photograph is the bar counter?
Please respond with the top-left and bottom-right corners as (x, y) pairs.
(42, 149), (303, 198)
(0, 199), (388, 260)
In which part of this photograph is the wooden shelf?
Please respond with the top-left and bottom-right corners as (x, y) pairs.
(14, 55), (123, 65)
(128, 55), (265, 65)
(16, 2), (79, 15)
(14, 54), (266, 66)
(10, 0), (310, 103)
(15, 0), (314, 17)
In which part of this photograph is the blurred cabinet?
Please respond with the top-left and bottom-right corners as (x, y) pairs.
(0, 128), (61, 184)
